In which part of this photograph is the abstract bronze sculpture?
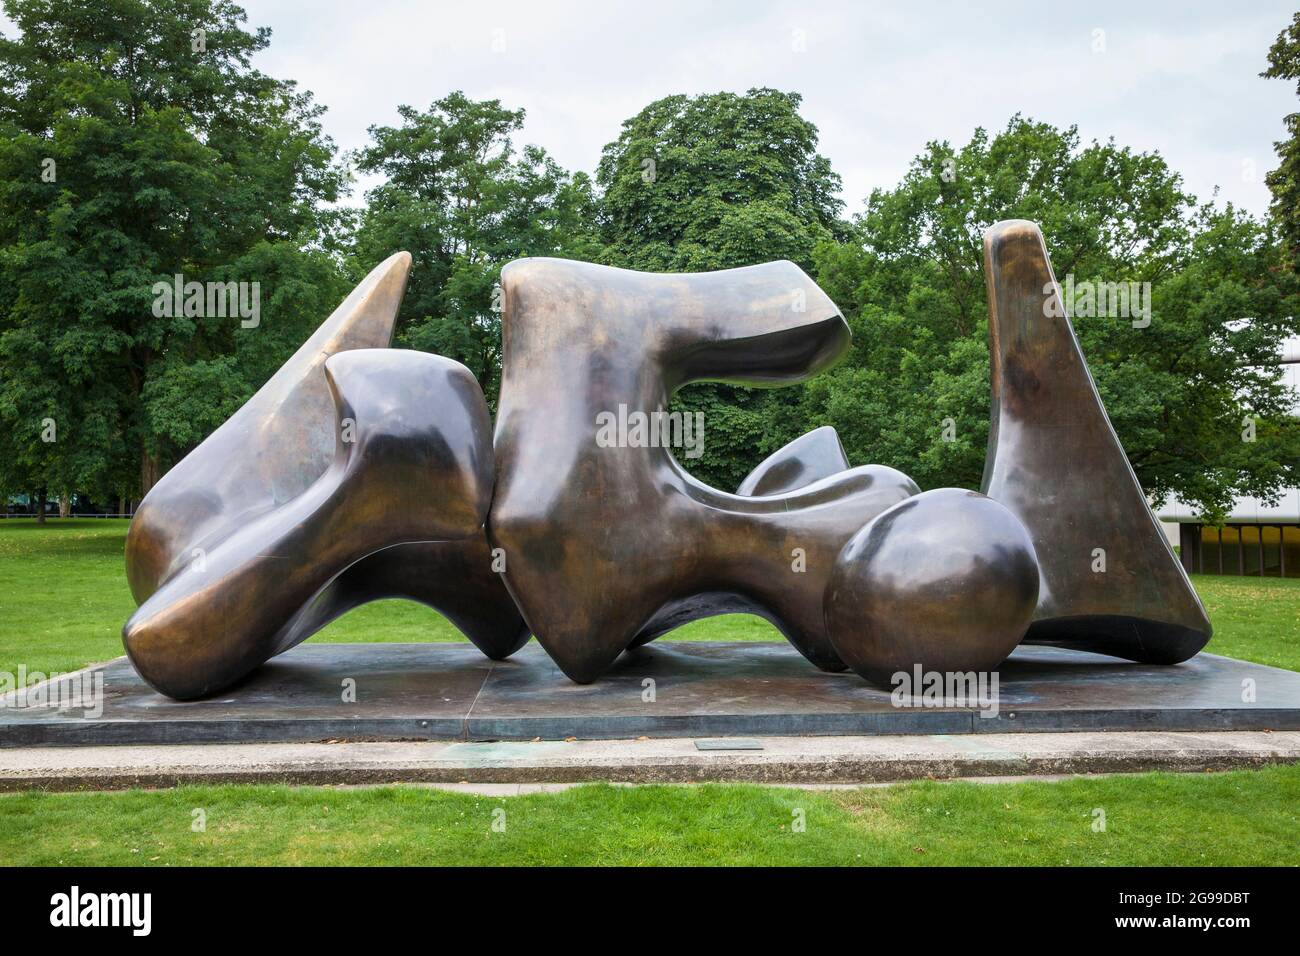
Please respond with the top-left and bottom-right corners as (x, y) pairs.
(123, 220), (1211, 700)
(124, 254), (525, 699)
(825, 488), (1040, 685)
(490, 258), (919, 681)
(980, 221), (1212, 662)
(124, 349), (496, 700)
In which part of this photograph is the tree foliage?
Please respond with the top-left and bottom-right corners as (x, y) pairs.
(808, 117), (1299, 519)
(0, 0), (348, 506)
(595, 88), (847, 488)
(1, 4), (1293, 524)
(350, 92), (600, 402)
(596, 87), (846, 273)
(1264, 11), (1300, 272)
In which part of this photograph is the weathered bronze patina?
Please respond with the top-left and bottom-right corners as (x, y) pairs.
(825, 488), (1041, 685)
(489, 258), (919, 682)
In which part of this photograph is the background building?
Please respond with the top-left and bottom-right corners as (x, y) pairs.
(1157, 335), (1300, 577)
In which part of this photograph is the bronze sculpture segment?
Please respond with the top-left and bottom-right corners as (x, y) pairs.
(124, 255), (528, 690)
(826, 488), (1040, 686)
(122, 222), (1217, 701)
(124, 350), (495, 699)
(318, 540), (529, 660)
(979, 220), (1212, 663)
(630, 424), (859, 647)
(735, 425), (851, 496)
(490, 258), (918, 682)
(125, 252), (415, 602)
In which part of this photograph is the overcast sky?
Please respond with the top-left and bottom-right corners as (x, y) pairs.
(6, 1), (1297, 218)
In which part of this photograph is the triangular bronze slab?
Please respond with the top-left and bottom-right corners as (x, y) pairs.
(980, 220), (1211, 663)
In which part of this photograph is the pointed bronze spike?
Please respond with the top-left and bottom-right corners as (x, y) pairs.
(980, 219), (1211, 663)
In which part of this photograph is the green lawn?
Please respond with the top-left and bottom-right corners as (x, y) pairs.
(2, 517), (1297, 868)
(2, 765), (1297, 866)
(1, 517), (1296, 678)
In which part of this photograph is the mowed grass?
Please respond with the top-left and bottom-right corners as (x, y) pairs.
(3, 765), (1298, 866)
(0, 518), (1295, 678)
(1194, 574), (1300, 671)
(0, 519), (466, 678)
(2, 518), (1298, 867)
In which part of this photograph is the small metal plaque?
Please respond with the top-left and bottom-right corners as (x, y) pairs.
(694, 738), (764, 751)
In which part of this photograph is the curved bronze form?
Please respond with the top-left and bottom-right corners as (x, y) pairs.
(319, 540), (528, 662)
(979, 220), (1212, 662)
(124, 349), (495, 699)
(628, 424), (859, 648)
(123, 222), (1214, 701)
(826, 488), (1040, 685)
(735, 425), (851, 496)
(125, 252), (415, 601)
(489, 258), (918, 682)
(123, 256), (525, 699)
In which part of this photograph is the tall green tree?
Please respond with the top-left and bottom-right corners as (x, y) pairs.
(596, 87), (847, 272)
(1263, 11), (1300, 271)
(0, 0), (348, 507)
(597, 88), (849, 488)
(810, 116), (1300, 520)
(350, 92), (600, 401)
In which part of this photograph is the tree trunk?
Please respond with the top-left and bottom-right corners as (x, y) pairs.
(140, 448), (161, 498)
(118, 495), (125, 517)
(58, 493), (71, 519)
(35, 486), (47, 523)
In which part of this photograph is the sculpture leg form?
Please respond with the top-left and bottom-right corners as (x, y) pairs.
(320, 540), (529, 660)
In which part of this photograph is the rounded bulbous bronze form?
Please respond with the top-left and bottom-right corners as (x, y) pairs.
(825, 488), (1040, 687)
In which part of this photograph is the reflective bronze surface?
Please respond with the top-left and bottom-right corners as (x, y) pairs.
(826, 488), (1040, 685)
(123, 257), (525, 699)
(628, 424), (862, 650)
(125, 252), (415, 603)
(123, 222), (1216, 701)
(979, 220), (1212, 663)
(735, 425), (851, 496)
(490, 258), (918, 682)
(124, 349), (495, 699)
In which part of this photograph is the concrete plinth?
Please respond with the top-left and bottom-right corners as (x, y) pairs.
(2, 641), (1298, 747)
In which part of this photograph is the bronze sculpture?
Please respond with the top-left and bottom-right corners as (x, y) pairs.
(123, 255), (525, 700)
(626, 424), (866, 651)
(734, 426), (852, 496)
(124, 348), (496, 699)
(489, 258), (919, 681)
(123, 220), (1211, 699)
(825, 488), (1041, 685)
(980, 221), (1211, 662)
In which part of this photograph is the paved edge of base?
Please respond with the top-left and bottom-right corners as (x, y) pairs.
(2, 732), (1298, 791)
